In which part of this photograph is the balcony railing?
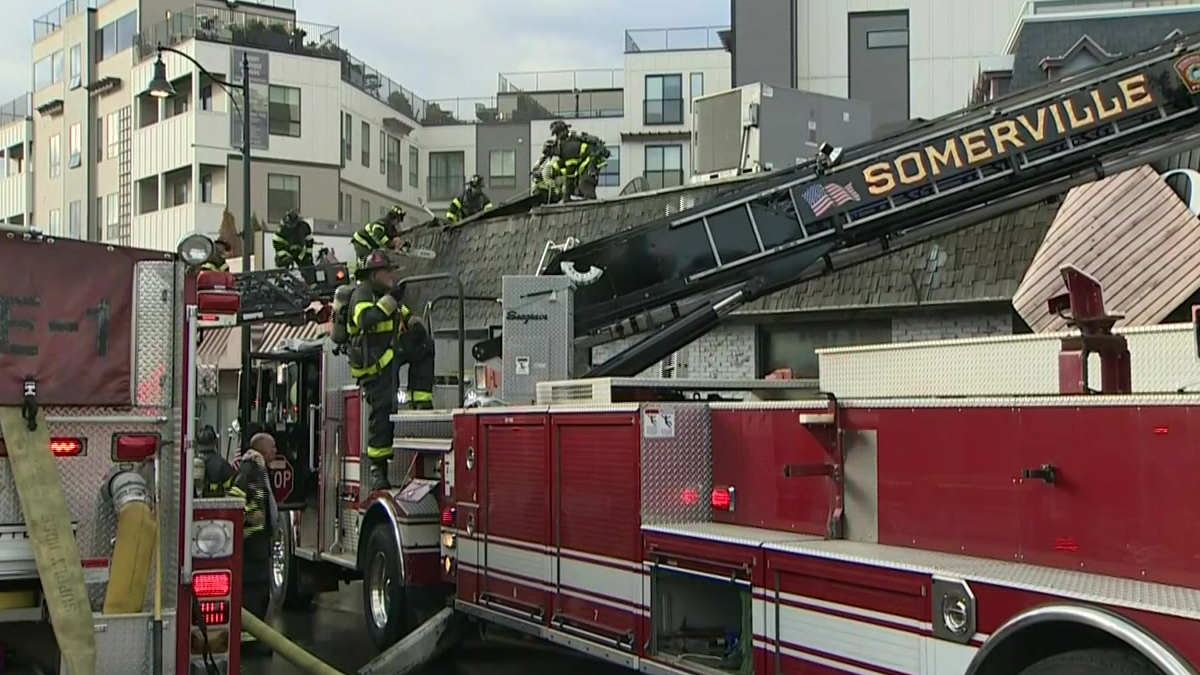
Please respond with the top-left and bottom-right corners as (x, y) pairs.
(624, 26), (729, 53)
(134, 7), (340, 62)
(0, 94), (32, 127)
(340, 52), (431, 123)
(498, 69), (624, 93)
(33, 0), (95, 41)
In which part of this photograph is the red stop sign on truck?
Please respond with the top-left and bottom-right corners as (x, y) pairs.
(230, 455), (295, 503)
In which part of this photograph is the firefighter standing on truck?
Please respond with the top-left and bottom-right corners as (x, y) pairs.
(229, 432), (278, 645)
(273, 210), (314, 269)
(349, 249), (409, 490)
(445, 175), (492, 223)
(351, 205), (406, 265)
(398, 309), (435, 410)
(201, 239), (231, 272)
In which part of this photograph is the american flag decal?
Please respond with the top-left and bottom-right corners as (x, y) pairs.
(802, 181), (861, 217)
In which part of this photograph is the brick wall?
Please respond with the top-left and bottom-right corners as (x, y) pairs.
(891, 309), (1013, 342)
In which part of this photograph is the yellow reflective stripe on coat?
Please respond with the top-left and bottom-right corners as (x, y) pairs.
(350, 347), (394, 378)
(351, 300), (396, 334)
(410, 390), (433, 402)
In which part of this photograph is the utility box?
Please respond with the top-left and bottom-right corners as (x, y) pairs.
(691, 83), (876, 184)
(500, 275), (575, 404)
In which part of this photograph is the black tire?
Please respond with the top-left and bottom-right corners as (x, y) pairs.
(270, 521), (314, 611)
(1019, 648), (1162, 675)
(362, 526), (410, 650)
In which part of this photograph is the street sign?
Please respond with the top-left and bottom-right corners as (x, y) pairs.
(229, 455), (295, 503)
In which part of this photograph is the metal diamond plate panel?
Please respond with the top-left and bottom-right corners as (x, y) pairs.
(500, 276), (575, 405)
(90, 612), (177, 675)
(765, 539), (1200, 618)
(342, 507), (360, 553)
(390, 412), (454, 440)
(640, 403), (712, 525)
(643, 522), (822, 547)
(394, 490), (441, 518)
(819, 323), (1200, 398)
(134, 261), (177, 408)
(323, 341), (353, 549)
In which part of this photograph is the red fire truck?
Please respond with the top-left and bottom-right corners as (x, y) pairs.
(229, 31), (1200, 675)
(0, 228), (246, 674)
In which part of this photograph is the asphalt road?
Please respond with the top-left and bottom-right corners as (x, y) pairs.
(243, 582), (633, 675)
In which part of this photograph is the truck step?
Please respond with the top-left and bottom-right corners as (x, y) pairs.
(392, 437), (452, 453)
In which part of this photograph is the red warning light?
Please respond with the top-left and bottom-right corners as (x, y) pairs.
(192, 570), (232, 597)
(680, 488), (699, 505)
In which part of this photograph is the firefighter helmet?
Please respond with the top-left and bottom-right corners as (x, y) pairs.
(385, 205), (406, 223)
(469, 174), (484, 188)
(197, 425), (218, 450)
(550, 120), (570, 136)
(359, 249), (396, 274)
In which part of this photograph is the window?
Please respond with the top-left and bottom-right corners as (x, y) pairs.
(200, 173), (213, 203)
(488, 149), (516, 188)
(172, 95), (188, 116)
(171, 179), (189, 206)
(341, 193), (351, 221)
(52, 51), (64, 87)
(69, 45), (81, 89)
(48, 134), (61, 178)
(106, 113), (119, 159)
(867, 29), (909, 48)
(599, 145), (620, 186)
(644, 144), (683, 189)
(409, 146), (419, 187)
(379, 205), (387, 219)
(342, 113), (352, 164)
(200, 85), (213, 111)
(105, 193), (119, 241)
(760, 321), (891, 378)
(267, 174), (300, 222)
(95, 116), (104, 163)
(644, 74), (683, 125)
(68, 123), (80, 168)
(361, 199), (370, 220)
(690, 72), (704, 104)
(49, 208), (61, 235)
(379, 130), (386, 174)
(68, 200), (81, 239)
(268, 86), (301, 137)
(96, 11), (137, 62)
(387, 136), (402, 191)
(34, 53), (57, 90)
(361, 121), (371, 167)
(428, 151), (464, 201)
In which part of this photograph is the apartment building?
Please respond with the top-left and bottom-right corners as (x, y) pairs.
(0, 94), (34, 225)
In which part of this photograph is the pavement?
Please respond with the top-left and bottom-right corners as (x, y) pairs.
(243, 582), (632, 675)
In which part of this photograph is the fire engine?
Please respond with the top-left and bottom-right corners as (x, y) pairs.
(0, 228), (247, 674)
(229, 31), (1200, 675)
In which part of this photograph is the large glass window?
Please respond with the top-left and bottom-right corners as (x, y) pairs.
(644, 74), (683, 125)
(49, 208), (61, 235)
(68, 123), (80, 168)
(268, 86), (301, 137)
(361, 121), (370, 168)
(387, 136), (402, 191)
(105, 193), (119, 241)
(599, 145), (620, 186)
(428, 151), (464, 201)
(69, 45), (81, 89)
(644, 144), (682, 189)
(68, 200), (81, 239)
(489, 149), (516, 188)
(48, 134), (61, 178)
(409, 146), (419, 187)
(379, 130), (386, 175)
(96, 11), (137, 63)
(342, 113), (352, 164)
(267, 174), (300, 222)
(106, 113), (119, 159)
(34, 50), (64, 90)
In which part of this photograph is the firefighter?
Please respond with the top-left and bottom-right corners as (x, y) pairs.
(574, 130), (609, 201)
(445, 175), (492, 223)
(348, 249), (409, 490)
(549, 120), (592, 203)
(398, 312), (435, 410)
(229, 432), (278, 639)
(196, 424), (235, 497)
(273, 210), (314, 269)
(351, 205), (406, 265)
(200, 239), (231, 272)
(531, 140), (563, 204)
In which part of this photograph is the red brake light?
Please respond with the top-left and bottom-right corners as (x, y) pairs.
(711, 486), (734, 511)
(193, 599), (230, 626)
(113, 433), (159, 461)
(50, 437), (84, 457)
(441, 507), (455, 526)
(192, 570), (232, 597)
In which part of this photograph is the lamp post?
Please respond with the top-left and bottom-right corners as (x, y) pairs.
(148, 45), (254, 445)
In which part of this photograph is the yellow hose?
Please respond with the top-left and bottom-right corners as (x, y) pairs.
(0, 407), (96, 675)
(102, 499), (157, 614)
(241, 608), (348, 675)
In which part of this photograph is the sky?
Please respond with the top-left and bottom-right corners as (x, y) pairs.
(0, 0), (730, 104)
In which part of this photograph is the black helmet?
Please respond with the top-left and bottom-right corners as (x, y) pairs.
(197, 425), (218, 450)
(469, 174), (483, 188)
(385, 205), (406, 223)
(282, 209), (301, 225)
(550, 120), (570, 136)
(359, 249), (396, 274)
(214, 239), (231, 253)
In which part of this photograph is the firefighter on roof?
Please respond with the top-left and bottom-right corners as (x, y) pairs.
(201, 239), (231, 272)
(445, 175), (493, 223)
(273, 210), (315, 269)
(549, 120), (603, 202)
(352, 205), (406, 265)
(229, 432), (279, 640)
(348, 249), (411, 490)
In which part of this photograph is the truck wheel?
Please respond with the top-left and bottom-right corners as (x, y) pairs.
(270, 522), (313, 611)
(362, 526), (410, 650)
(1019, 648), (1162, 675)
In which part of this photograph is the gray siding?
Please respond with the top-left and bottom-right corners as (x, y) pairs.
(475, 122), (531, 204)
(732, 0), (795, 89)
(758, 88), (875, 171)
(847, 11), (910, 131)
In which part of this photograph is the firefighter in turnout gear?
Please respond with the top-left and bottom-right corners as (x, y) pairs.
(273, 210), (314, 269)
(531, 139), (563, 203)
(196, 424), (235, 497)
(398, 311), (435, 410)
(200, 239), (231, 272)
(549, 120), (594, 203)
(229, 432), (279, 637)
(349, 249), (410, 490)
(352, 205), (406, 265)
(445, 175), (492, 223)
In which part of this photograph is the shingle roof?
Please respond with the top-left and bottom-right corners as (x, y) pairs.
(397, 181), (1057, 328)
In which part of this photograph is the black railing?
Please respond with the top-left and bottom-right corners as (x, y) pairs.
(134, 7), (340, 62)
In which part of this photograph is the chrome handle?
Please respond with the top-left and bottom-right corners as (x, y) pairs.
(308, 404), (319, 473)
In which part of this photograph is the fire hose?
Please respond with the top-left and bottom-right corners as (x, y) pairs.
(240, 608), (347, 675)
(0, 407), (96, 675)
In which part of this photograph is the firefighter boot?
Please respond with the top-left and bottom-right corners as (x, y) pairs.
(369, 458), (391, 491)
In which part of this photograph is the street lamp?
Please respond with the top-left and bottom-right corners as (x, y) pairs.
(147, 43), (255, 445)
